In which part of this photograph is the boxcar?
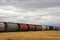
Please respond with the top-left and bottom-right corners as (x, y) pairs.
(58, 27), (60, 30)
(0, 22), (5, 31)
(49, 26), (53, 30)
(41, 25), (47, 31)
(55, 27), (59, 30)
(53, 26), (56, 30)
(46, 26), (50, 30)
(6, 22), (18, 31)
(27, 24), (36, 31)
(36, 25), (42, 31)
(18, 23), (28, 31)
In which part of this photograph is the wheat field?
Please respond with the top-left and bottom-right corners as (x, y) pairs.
(0, 31), (60, 40)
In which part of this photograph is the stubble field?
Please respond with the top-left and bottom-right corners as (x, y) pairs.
(0, 31), (60, 40)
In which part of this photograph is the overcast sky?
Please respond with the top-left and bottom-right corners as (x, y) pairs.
(0, 0), (60, 26)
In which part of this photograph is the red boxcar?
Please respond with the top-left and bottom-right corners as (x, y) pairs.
(28, 24), (36, 31)
(18, 23), (28, 31)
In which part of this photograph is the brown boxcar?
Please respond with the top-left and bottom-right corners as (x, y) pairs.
(18, 23), (28, 31)
(36, 25), (42, 31)
(53, 26), (56, 30)
(49, 26), (53, 30)
(28, 24), (36, 31)
(0, 22), (5, 31)
(55, 27), (59, 30)
(41, 25), (47, 31)
(6, 22), (18, 31)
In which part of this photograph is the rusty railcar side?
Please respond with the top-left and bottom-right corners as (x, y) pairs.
(18, 23), (28, 31)
(27, 24), (36, 31)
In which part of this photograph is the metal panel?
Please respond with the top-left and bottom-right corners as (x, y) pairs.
(18, 23), (28, 31)
(0, 22), (5, 31)
(36, 25), (42, 30)
(28, 24), (36, 31)
(7, 23), (18, 31)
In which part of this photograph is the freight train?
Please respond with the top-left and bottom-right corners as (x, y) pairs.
(0, 22), (60, 32)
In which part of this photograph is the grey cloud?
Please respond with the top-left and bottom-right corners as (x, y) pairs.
(0, 0), (60, 9)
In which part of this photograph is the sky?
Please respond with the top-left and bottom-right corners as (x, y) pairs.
(0, 0), (60, 26)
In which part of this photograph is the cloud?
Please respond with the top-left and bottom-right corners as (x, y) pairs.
(0, 0), (60, 9)
(0, 0), (60, 26)
(0, 6), (60, 25)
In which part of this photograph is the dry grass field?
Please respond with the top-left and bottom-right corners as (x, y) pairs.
(0, 31), (60, 40)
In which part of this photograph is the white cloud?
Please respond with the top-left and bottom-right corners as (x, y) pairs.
(0, 6), (60, 26)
